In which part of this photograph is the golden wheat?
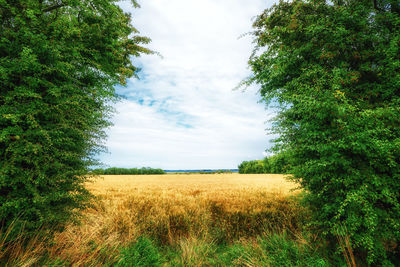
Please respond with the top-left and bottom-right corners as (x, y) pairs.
(46, 173), (305, 265)
(1, 173), (306, 266)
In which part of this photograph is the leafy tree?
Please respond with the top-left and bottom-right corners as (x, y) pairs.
(244, 160), (265, 173)
(269, 152), (291, 174)
(248, 0), (399, 264)
(238, 153), (290, 174)
(0, 0), (152, 239)
(238, 160), (265, 174)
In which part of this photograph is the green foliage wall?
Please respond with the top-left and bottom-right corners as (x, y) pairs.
(0, 0), (151, 239)
(238, 153), (290, 174)
(248, 0), (400, 264)
(238, 160), (266, 174)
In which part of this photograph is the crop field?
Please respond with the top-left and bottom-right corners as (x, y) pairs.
(43, 173), (311, 265)
(4, 174), (320, 266)
(87, 173), (297, 199)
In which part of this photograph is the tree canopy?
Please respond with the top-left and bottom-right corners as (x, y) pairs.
(248, 0), (399, 264)
(238, 152), (290, 174)
(0, 0), (152, 238)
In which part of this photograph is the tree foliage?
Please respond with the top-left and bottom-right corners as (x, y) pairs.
(238, 160), (266, 174)
(238, 153), (290, 174)
(92, 167), (166, 175)
(0, 0), (152, 238)
(248, 0), (400, 264)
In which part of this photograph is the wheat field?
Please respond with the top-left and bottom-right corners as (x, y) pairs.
(87, 173), (297, 200)
(2, 173), (309, 266)
(45, 173), (305, 265)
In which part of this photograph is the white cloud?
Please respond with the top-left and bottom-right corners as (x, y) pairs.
(99, 0), (277, 169)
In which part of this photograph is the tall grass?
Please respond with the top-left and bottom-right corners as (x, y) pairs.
(45, 181), (307, 265)
(335, 225), (356, 267)
(0, 174), (331, 266)
(0, 221), (46, 266)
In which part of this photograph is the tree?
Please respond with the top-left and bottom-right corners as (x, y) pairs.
(248, 0), (399, 264)
(237, 153), (290, 174)
(268, 152), (289, 174)
(238, 160), (265, 174)
(0, 0), (152, 239)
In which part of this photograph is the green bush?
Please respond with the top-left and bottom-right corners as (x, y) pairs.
(216, 233), (328, 267)
(257, 233), (327, 267)
(116, 237), (161, 267)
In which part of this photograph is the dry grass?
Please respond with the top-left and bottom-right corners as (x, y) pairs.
(47, 173), (306, 265)
(0, 221), (46, 266)
(86, 173), (296, 197)
(1, 173), (307, 266)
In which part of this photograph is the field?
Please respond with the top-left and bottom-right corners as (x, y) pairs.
(87, 173), (297, 198)
(3, 174), (328, 266)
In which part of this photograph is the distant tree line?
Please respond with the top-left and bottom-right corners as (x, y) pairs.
(198, 170), (234, 174)
(238, 153), (290, 174)
(92, 167), (165, 175)
(171, 170), (235, 174)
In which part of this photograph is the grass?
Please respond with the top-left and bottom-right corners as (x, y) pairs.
(0, 173), (332, 266)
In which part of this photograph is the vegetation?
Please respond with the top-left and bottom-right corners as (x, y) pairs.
(238, 160), (266, 174)
(194, 170), (234, 174)
(248, 0), (400, 264)
(92, 167), (165, 175)
(238, 152), (290, 174)
(169, 169), (235, 174)
(1, 0), (398, 266)
(0, 0), (151, 240)
(91, 168), (235, 175)
(1, 174), (334, 266)
(116, 237), (162, 267)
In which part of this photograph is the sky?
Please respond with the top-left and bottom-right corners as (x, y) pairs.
(98, 0), (277, 170)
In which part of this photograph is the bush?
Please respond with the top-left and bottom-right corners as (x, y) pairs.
(116, 237), (161, 267)
(216, 232), (328, 267)
(257, 233), (327, 267)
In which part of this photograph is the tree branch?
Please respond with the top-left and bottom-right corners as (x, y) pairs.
(42, 3), (66, 13)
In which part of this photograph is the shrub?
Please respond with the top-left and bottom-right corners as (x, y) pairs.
(116, 237), (161, 267)
(257, 233), (328, 267)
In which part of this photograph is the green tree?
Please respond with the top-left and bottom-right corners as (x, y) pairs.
(238, 152), (290, 174)
(248, 0), (399, 264)
(268, 152), (289, 174)
(0, 0), (152, 239)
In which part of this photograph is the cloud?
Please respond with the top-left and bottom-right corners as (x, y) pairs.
(99, 0), (277, 169)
